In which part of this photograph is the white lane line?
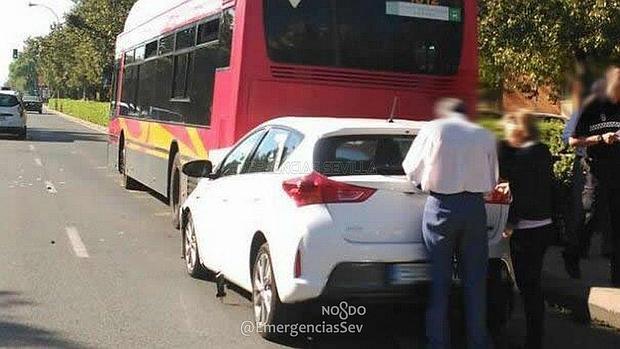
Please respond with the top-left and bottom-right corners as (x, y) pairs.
(45, 181), (58, 194)
(28, 145), (36, 151)
(66, 227), (90, 258)
(34, 158), (43, 167)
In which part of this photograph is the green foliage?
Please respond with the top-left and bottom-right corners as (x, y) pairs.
(49, 98), (110, 127)
(479, 117), (575, 185)
(8, 38), (42, 94)
(479, 0), (620, 95)
(11, 0), (137, 101)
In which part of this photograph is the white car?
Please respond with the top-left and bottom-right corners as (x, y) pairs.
(180, 117), (513, 337)
(0, 90), (27, 139)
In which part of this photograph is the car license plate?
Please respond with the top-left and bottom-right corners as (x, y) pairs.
(388, 264), (432, 285)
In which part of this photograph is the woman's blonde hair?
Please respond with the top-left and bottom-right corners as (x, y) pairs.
(503, 110), (540, 142)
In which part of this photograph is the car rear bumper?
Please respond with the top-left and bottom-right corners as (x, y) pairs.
(0, 126), (26, 134)
(24, 104), (42, 111)
(282, 258), (513, 304)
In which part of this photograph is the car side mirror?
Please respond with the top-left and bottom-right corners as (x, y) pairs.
(182, 160), (214, 178)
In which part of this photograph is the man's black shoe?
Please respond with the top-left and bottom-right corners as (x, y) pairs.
(562, 252), (581, 279)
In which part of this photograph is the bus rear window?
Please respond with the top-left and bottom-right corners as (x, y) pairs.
(264, 0), (464, 75)
(314, 135), (414, 176)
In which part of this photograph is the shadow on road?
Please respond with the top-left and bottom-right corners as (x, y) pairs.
(0, 291), (87, 348)
(25, 128), (106, 143)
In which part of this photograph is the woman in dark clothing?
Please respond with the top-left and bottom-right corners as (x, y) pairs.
(498, 111), (555, 349)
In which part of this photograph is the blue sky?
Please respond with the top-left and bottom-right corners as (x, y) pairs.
(1, 0), (74, 85)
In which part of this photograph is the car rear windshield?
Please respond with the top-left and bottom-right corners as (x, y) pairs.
(314, 135), (414, 176)
(23, 96), (41, 102)
(0, 94), (19, 107)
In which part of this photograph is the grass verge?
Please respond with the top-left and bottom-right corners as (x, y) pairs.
(48, 99), (109, 127)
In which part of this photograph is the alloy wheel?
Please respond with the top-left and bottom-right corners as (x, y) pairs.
(253, 252), (273, 327)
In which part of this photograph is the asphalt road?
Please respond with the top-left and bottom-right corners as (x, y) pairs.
(0, 111), (619, 348)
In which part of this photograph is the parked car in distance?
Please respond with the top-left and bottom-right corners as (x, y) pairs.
(0, 90), (27, 139)
(22, 95), (43, 114)
(180, 117), (513, 339)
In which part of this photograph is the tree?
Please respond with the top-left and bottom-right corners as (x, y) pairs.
(11, 0), (137, 100)
(8, 38), (43, 93)
(480, 0), (620, 105)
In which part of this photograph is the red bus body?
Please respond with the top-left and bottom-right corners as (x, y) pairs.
(109, 0), (478, 198)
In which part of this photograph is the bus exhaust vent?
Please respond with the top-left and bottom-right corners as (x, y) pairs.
(270, 65), (457, 92)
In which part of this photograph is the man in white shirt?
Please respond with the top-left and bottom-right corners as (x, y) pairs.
(403, 98), (498, 349)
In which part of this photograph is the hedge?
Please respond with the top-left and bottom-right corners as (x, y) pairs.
(48, 99), (110, 127)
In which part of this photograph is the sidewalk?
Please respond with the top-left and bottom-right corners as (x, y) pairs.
(542, 234), (620, 330)
(46, 107), (108, 135)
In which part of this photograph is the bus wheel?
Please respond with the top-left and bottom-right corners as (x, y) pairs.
(120, 141), (141, 191)
(170, 152), (182, 229)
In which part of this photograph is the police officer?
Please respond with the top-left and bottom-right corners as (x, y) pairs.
(570, 66), (620, 286)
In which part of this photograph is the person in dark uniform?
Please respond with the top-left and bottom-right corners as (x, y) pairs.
(561, 79), (609, 279)
(499, 111), (555, 349)
(570, 66), (620, 286)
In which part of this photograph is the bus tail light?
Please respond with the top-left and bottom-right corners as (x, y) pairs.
(282, 171), (376, 207)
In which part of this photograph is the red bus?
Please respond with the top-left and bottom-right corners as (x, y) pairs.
(108, 0), (477, 226)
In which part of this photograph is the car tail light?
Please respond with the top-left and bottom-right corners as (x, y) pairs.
(294, 249), (302, 278)
(282, 171), (376, 207)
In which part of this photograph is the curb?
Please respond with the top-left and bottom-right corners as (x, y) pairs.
(588, 287), (620, 330)
(46, 107), (108, 135)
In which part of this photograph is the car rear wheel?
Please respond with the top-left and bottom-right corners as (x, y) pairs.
(252, 243), (290, 339)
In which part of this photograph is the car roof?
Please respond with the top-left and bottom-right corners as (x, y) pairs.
(261, 117), (427, 137)
(0, 90), (19, 96)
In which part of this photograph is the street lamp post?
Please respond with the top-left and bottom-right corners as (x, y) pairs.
(28, 2), (60, 23)
(27, 2), (62, 102)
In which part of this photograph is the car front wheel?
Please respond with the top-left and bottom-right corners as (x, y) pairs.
(183, 213), (206, 278)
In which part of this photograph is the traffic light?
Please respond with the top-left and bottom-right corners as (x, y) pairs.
(12, 49), (18, 59)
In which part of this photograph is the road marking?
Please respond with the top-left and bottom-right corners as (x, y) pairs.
(45, 181), (58, 194)
(66, 226), (89, 258)
(34, 158), (43, 167)
(28, 145), (36, 151)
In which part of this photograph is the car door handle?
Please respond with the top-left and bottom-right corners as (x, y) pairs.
(253, 198), (261, 202)
(221, 198), (229, 203)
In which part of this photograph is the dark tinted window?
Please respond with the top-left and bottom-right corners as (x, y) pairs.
(23, 96), (41, 102)
(264, 0), (463, 75)
(145, 41), (158, 58)
(314, 135), (414, 176)
(246, 129), (291, 173)
(219, 130), (266, 177)
(159, 35), (175, 55)
(197, 18), (220, 45)
(0, 94), (19, 107)
(172, 53), (192, 99)
(121, 65), (140, 116)
(124, 9), (234, 127)
(176, 27), (196, 50)
(137, 56), (179, 122)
